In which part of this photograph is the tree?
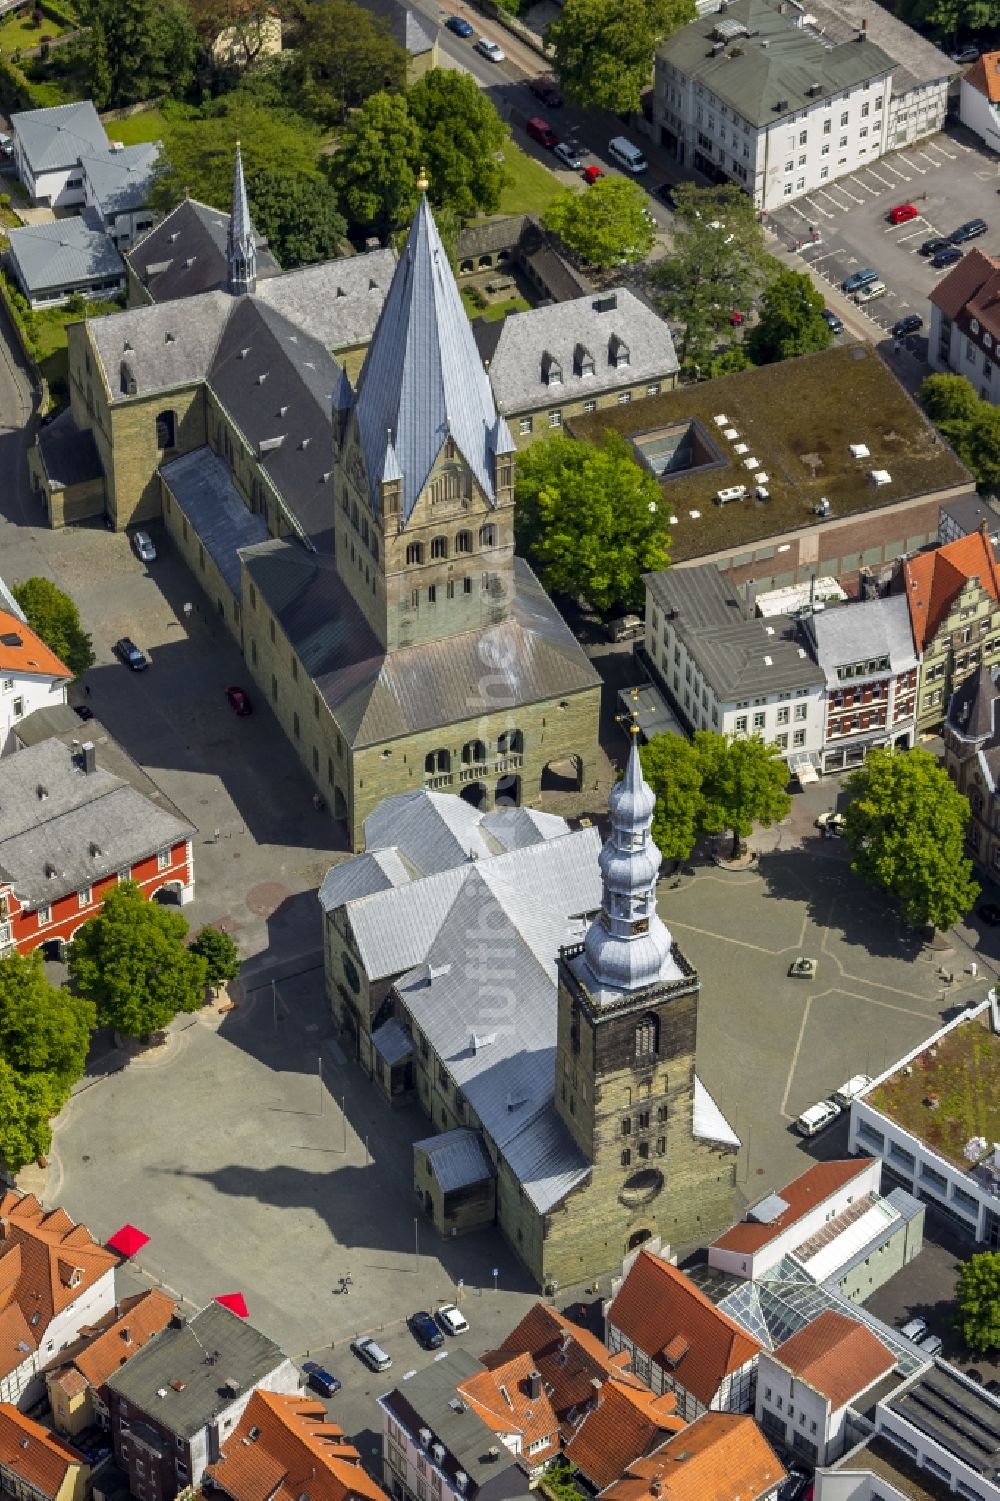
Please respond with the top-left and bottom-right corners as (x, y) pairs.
(248, 169), (345, 267)
(652, 183), (774, 377)
(703, 346), (752, 380)
(546, 0), (695, 114)
(844, 746), (980, 932)
(921, 372), (981, 426)
(543, 176), (655, 269)
(78, 0), (198, 106)
(0, 950), (95, 1086)
(190, 926), (241, 986)
(514, 432), (671, 613)
(746, 269), (832, 365)
(12, 577), (94, 678)
(295, 0), (406, 125)
(0, 1059), (61, 1173)
(919, 373), (1000, 491)
(639, 734), (704, 865)
(152, 98), (324, 216)
(696, 732), (791, 859)
(326, 91), (421, 237)
(407, 70), (509, 223)
(88, 16), (112, 108)
(69, 882), (209, 1040)
(188, 0), (284, 72)
(958, 404), (1000, 492)
(956, 1251), (1000, 1353)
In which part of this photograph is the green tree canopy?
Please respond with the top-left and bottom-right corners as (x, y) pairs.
(546, 0), (695, 113)
(543, 176), (655, 269)
(69, 882), (209, 1039)
(844, 746), (980, 931)
(921, 371), (982, 425)
(746, 269), (833, 365)
(12, 577), (94, 679)
(0, 950), (95, 1085)
(325, 91), (421, 237)
(80, 0), (198, 106)
(190, 927), (241, 986)
(406, 70), (509, 223)
(638, 733), (704, 865)
(919, 373), (1000, 491)
(696, 732), (792, 858)
(514, 431), (671, 613)
(247, 169), (345, 268)
(295, 0), (406, 125)
(956, 1251), (1000, 1353)
(652, 183), (774, 376)
(151, 97), (324, 216)
(0, 1059), (61, 1174)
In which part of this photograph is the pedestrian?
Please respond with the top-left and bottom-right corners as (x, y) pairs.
(84, 683), (91, 697)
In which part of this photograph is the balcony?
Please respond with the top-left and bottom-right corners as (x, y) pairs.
(424, 773), (454, 789)
(459, 765), (486, 783)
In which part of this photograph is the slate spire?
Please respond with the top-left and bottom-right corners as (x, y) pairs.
(227, 141), (257, 297)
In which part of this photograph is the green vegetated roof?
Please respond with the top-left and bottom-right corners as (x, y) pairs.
(568, 344), (971, 564)
(867, 1012), (1000, 1170)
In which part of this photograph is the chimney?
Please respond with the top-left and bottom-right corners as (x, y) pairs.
(82, 742), (96, 775)
(590, 1376), (602, 1408)
(858, 16), (867, 37)
(527, 1370), (543, 1400)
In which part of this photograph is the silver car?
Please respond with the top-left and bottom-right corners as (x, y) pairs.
(554, 141), (583, 170)
(132, 529), (157, 563)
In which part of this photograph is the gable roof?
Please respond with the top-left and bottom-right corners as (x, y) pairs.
(607, 1252), (762, 1408)
(7, 216), (124, 295)
(600, 1412), (783, 1501)
(0, 1404), (84, 1499)
(129, 197), (280, 303)
(0, 609), (70, 682)
(46, 1289), (175, 1395)
(12, 100), (108, 174)
(207, 1389), (387, 1501)
(711, 1159), (873, 1257)
(79, 141), (160, 217)
(903, 528), (1000, 651)
(565, 1379), (684, 1490)
(771, 1309), (896, 1409)
(964, 50), (1000, 102)
(928, 247), (1000, 336)
(459, 1351), (561, 1463)
(356, 0), (437, 56)
(947, 662), (1000, 743)
(482, 1302), (646, 1423)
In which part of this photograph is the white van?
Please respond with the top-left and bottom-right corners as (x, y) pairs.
(795, 1099), (841, 1137)
(608, 136), (648, 174)
(833, 1074), (872, 1108)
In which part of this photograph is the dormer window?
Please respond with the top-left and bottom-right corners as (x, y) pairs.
(541, 351), (562, 386)
(609, 334), (630, 369)
(574, 342), (595, 377)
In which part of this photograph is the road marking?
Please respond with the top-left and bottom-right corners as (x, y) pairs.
(843, 176), (873, 197)
(779, 995), (812, 1120)
(897, 226), (929, 244)
(807, 250), (835, 264)
(830, 179), (864, 204)
(786, 201), (811, 224)
(801, 193), (834, 220)
(902, 156), (927, 175)
(882, 159), (912, 182)
(925, 140), (956, 160)
(915, 150), (938, 168)
(862, 165), (894, 190)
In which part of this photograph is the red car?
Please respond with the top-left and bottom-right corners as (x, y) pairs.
(529, 75), (563, 107)
(888, 202), (918, 225)
(226, 686), (252, 715)
(583, 164), (604, 185)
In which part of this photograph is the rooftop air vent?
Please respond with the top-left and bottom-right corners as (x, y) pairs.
(593, 292), (617, 313)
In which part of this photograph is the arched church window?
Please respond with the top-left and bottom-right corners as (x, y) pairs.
(479, 524), (497, 549)
(431, 536), (448, 560)
(455, 530), (473, 555)
(425, 749), (450, 773)
(406, 542), (424, 566)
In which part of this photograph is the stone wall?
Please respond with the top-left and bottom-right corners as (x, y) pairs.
(510, 378), (679, 448)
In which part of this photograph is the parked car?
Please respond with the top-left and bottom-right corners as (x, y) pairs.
(606, 614), (643, 643)
(352, 1335), (392, 1372)
(816, 810), (846, 834)
(444, 14), (473, 35)
(302, 1361), (341, 1398)
(72, 704), (94, 722)
(901, 1317), (928, 1342)
(888, 202), (918, 225)
(821, 308), (843, 334)
(778, 1469), (811, 1501)
(978, 903), (1000, 925)
(583, 164), (605, 185)
(843, 267), (878, 294)
(832, 1074), (872, 1108)
(985, 1378), (1000, 1395)
(920, 237), (952, 256)
(554, 141), (583, 170)
(917, 1332), (943, 1356)
(475, 36), (504, 61)
(951, 44), (980, 62)
(794, 1099), (841, 1137)
(932, 246), (963, 269)
(855, 280), (888, 303)
(226, 685), (252, 715)
(893, 313), (923, 337)
(951, 218), (988, 244)
(114, 637), (148, 671)
(526, 116), (558, 149)
(131, 529), (157, 563)
(529, 75), (563, 106)
(408, 1310), (444, 1350)
(436, 1303), (469, 1335)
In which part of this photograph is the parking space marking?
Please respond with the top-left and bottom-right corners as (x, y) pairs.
(800, 193), (834, 220)
(862, 165), (894, 191)
(914, 150), (939, 168)
(815, 187), (852, 211)
(901, 156), (928, 175)
(882, 159), (913, 182)
(924, 140), (956, 160)
(843, 175), (875, 197)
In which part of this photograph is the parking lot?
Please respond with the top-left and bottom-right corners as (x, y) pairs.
(769, 126), (1000, 341)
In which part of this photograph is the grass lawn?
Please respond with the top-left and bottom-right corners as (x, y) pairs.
(498, 142), (563, 218)
(106, 108), (169, 147)
(460, 285), (530, 323)
(34, 299), (120, 397)
(0, 10), (68, 49)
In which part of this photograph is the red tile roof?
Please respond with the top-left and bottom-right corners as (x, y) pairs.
(46, 1289), (175, 1396)
(929, 247), (1000, 331)
(607, 1253), (762, 1409)
(0, 1193), (116, 1382)
(565, 1379), (684, 1489)
(0, 1404), (87, 1500)
(0, 610), (71, 683)
(772, 1311), (895, 1410)
(711, 1160), (872, 1256)
(964, 51), (1000, 102)
(460, 1352), (560, 1463)
(903, 529), (1000, 653)
(207, 1390), (387, 1501)
(599, 1412), (784, 1501)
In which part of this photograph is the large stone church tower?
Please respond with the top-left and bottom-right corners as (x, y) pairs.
(551, 730), (738, 1272)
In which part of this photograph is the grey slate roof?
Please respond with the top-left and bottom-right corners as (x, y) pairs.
(36, 407), (103, 491)
(0, 736), (193, 909)
(659, 0), (895, 127)
(646, 564), (824, 701)
(939, 492), (1000, 544)
(485, 288), (678, 417)
(317, 847), (417, 910)
(12, 100), (108, 175)
(129, 198), (281, 304)
(372, 1015), (415, 1066)
(246, 250), (396, 352)
(790, 0), (955, 94)
(8, 216), (124, 295)
(241, 545), (600, 749)
(159, 448), (268, 598)
(946, 663), (999, 743)
(357, 0), (437, 57)
(803, 594), (917, 687)
(79, 141), (160, 219)
(353, 194), (514, 522)
(106, 1302), (287, 1439)
(89, 291), (234, 401)
(414, 1129), (494, 1192)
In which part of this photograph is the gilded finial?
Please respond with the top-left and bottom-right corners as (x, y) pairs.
(616, 685), (643, 736)
(416, 165), (429, 193)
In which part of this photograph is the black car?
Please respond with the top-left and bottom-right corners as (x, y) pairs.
(408, 1309), (444, 1350)
(979, 903), (1000, 926)
(777, 1468), (810, 1501)
(113, 637), (149, 671)
(893, 314), (923, 337)
(950, 217), (988, 244)
(920, 237), (951, 256)
(987, 1378), (1000, 1395)
(821, 308), (844, 334)
(302, 1361), (341, 1398)
(932, 246), (963, 269)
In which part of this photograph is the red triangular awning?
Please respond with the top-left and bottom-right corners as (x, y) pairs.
(106, 1224), (150, 1257)
(214, 1292), (249, 1318)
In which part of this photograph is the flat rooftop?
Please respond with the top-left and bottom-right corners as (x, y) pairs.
(568, 344), (969, 564)
(835, 1433), (960, 1501)
(887, 1363), (1000, 1479)
(866, 1009), (1000, 1171)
